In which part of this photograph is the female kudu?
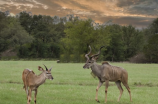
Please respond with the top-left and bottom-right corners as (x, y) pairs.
(22, 65), (53, 104)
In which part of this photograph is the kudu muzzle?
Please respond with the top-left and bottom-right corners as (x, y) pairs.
(83, 64), (88, 69)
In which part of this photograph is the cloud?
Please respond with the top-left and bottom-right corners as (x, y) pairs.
(0, 0), (157, 29)
(52, 0), (157, 19)
(116, 0), (158, 17)
(0, 0), (49, 10)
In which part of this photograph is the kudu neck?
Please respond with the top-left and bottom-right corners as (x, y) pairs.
(90, 62), (102, 76)
(35, 72), (47, 86)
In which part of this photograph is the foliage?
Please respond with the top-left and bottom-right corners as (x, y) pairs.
(143, 18), (158, 62)
(61, 19), (110, 62)
(0, 12), (33, 53)
(103, 24), (144, 61)
(17, 12), (64, 58)
(104, 24), (125, 61)
(143, 34), (158, 63)
(0, 12), (9, 52)
(149, 18), (158, 35)
(122, 25), (144, 59)
(0, 11), (158, 62)
(18, 11), (32, 34)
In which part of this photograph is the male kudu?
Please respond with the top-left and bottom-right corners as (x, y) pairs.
(83, 46), (132, 103)
(22, 65), (53, 104)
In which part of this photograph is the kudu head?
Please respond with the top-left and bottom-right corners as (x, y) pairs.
(38, 64), (54, 80)
(83, 46), (105, 69)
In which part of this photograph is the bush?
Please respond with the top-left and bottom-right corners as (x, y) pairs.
(59, 54), (86, 63)
(70, 54), (75, 62)
(1, 56), (19, 60)
(80, 54), (85, 62)
(60, 54), (70, 63)
(129, 53), (148, 63)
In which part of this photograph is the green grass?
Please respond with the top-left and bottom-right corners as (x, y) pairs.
(0, 61), (158, 104)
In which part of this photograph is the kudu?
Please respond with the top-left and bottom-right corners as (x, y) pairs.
(22, 65), (53, 104)
(83, 46), (132, 103)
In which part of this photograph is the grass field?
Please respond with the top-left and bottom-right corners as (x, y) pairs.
(0, 61), (158, 104)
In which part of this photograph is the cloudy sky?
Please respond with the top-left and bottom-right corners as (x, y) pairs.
(0, 0), (158, 29)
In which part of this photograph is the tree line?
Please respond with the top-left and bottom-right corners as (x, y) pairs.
(0, 11), (158, 63)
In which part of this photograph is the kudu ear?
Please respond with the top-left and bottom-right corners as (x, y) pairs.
(95, 56), (99, 60)
(38, 66), (44, 71)
(49, 67), (53, 71)
(91, 57), (97, 61)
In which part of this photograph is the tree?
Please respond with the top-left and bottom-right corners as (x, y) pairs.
(18, 11), (32, 34)
(149, 18), (158, 35)
(122, 25), (144, 60)
(104, 24), (125, 61)
(0, 12), (9, 52)
(143, 18), (158, 62)
(61, 19), (111, 62)
(18, 14), (64, 58)
(0, 14), (33, 54)
(4, 17), (33, 45)
(143, 34), (158, 62)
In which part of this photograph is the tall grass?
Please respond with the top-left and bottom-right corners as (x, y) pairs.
(0, 61), (158, 104)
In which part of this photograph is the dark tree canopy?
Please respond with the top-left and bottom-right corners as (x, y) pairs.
(0, 12), (33, 53)
(143, 18), (158, 63)
(0, 11), (157, 63)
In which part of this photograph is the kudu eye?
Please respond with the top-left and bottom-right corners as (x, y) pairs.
(46, 72), (50, 74)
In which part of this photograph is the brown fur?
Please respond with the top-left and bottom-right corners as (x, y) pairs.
(22, 66), (53, 104)
(83, 46), (132, 103)
(22, 69), (35, 89)
(102, 61), (110, 65)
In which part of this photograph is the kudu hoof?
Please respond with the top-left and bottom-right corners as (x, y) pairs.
(96, 100), (100, 103)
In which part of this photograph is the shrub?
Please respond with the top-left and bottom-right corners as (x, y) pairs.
(60, 54), (70, 63)
(129, 53), (148, 63)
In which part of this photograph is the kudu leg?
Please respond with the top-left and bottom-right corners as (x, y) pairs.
(95, 81), (103, 102)
(115, 81), (123, 101)
(34, 89), (37, 104)
(25, 87), (29, 100)
(105, 80), (109, 103)
(122, 82), (132, 102)
(27, 89), (32, 104)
